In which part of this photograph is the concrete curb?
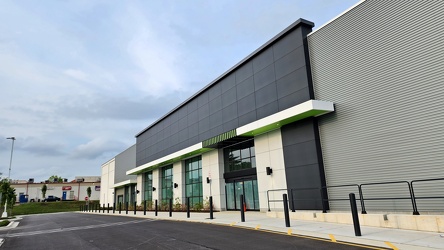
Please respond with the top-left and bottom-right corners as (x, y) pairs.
(0, 217), (22, 230)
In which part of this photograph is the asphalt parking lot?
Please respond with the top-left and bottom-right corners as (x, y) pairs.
(0, 212), (372, 249)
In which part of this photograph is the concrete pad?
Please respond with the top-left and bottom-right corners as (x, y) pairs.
(416, 216), (438, 232)
(363, 228), (435, 244)
(361, 214), (382, 227)
(381, 214), (398, 229)
(407, 234), (444, 249)
(437, 216), (444, 233)
(396, 214), (418, 231)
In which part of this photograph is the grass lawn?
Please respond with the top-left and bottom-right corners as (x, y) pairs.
(0, 220), (10, 227)
(11, 201), (99, 216)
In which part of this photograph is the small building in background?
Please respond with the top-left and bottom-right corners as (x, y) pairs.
(11, 176), (101, 203)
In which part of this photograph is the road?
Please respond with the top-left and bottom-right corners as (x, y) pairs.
(0, 213), (373, 249)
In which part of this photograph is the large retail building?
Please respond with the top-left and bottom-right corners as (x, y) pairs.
(101, 0), (443, 213)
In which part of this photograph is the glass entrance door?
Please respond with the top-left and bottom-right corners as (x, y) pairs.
(226, 179), (259, 211)
(235, 181), (244, 210)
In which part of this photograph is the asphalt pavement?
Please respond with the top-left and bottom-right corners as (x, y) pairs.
(0, 213), (371, 249)
(78, 209), (444, 250)
(1, 209), (443, 249)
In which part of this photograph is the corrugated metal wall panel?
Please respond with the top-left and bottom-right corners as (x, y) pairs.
(308, 0), (444, 211)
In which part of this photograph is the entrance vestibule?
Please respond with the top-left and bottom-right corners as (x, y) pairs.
(225, 179), (259, 211)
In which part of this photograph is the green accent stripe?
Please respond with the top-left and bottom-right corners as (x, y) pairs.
(202, 129), (237, 147)
(130, 147), (213, 175)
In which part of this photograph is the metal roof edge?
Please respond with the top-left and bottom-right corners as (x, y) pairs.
(308, 0), (366, 37)
(135, 18), (314, 137)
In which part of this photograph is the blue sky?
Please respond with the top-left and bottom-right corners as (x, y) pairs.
(0, 0), (359, 182)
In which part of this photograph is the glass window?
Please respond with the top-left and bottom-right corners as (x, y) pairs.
(224, 140), (256, 173)
(241, 158), (251, 169)
(143, 171), (153, 202)
(161, 165), (173, 204)
(124, 186), (129, 202)
(241, 147), (250, 159)
(185, 156), (202, 207)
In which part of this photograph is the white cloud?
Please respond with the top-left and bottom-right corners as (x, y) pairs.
(64, 69), (89, 82)
(71, 138), (127, 160)
(0, 0), (360, 182)
(118, 4), (186, 96)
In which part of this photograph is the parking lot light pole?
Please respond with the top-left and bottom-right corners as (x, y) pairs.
(2, 137), (16, 218)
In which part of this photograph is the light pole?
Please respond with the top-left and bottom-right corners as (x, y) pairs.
(6, 137), (15, 180)
(2, 137), (15, 218)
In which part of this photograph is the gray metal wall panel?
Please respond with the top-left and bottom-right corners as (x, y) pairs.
(136, 21), (314, 167)
(115, 145), (137, 183)
(308, 0), (444, 211)
(281, 118), (327, 210)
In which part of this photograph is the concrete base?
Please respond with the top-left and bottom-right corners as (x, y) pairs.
(268, 211), (444, 233)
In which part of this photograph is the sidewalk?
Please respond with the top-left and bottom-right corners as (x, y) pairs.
(82, 209), (444, 249)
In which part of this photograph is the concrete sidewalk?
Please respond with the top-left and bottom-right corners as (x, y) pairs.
(81, 209), (444, 250)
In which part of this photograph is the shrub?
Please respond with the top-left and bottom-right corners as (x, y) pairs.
(0, 220), (9, 227)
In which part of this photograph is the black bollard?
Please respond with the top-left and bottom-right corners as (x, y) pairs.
(113, 203), (115, 214)
(209, 196), (214, 220)
(240, 194), (245, 222)
(169, 198), (173, 217)
(119, 202), (121, 214)
(349, 193), (362, 236)
(125, 202), (128, 214)
(144, 200), (147, 215)
(155, 200), (158, 216)
(108, 203), (110, 213)
(102, 204), (105, 213)
(134, 202), (137, 215)
(283, 194), (291, 227)
(186, 197), (190, 218)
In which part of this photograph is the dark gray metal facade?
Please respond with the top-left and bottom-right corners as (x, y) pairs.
(281, 118), (327, 210)
(136, 19), (316, 167)
(115, 145), (137, 184)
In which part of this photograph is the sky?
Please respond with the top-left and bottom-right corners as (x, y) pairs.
(0, 0), (360, 183)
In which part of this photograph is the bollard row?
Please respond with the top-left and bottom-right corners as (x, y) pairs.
(82, 197), (216, 221)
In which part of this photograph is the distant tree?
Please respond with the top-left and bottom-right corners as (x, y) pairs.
(0, 179), (16, 215)
(42, 184), (47, 198)
(48, 175), (63, 183)
(87, 187), (92, 199)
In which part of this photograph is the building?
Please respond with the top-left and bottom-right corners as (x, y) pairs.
(12, 176), (101, 202)
(102, 0), (444, 213)
(100, 145), (137, 206)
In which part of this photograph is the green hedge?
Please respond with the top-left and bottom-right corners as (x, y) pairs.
(12, 201), (99, 215)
